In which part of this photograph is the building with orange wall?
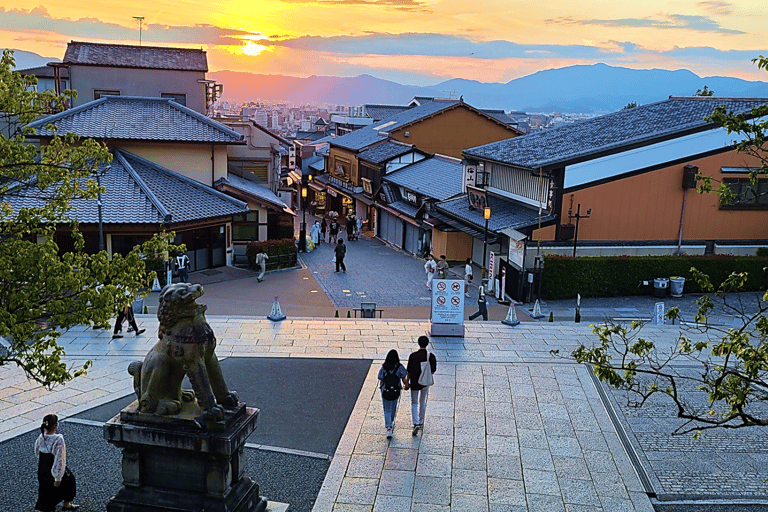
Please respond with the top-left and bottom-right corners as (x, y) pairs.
(456, 96), (768, 300)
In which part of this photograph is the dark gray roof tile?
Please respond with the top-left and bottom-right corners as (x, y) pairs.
(357, 141), (414, 164)
(385, 155), (464, 201)
(464, 96), (768, 169)
(64, 41), (208, 71)
(27, 96), (243, 143)
(436, 193), (552, 231)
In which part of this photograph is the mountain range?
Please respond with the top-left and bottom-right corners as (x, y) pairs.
(7, 49), (768, 114)
(209, 64), (768, 114)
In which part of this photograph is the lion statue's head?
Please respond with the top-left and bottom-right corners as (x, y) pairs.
(158, 283), (206, 333)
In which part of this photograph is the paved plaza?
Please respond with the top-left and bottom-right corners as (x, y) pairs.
(3, 313), (768, 511)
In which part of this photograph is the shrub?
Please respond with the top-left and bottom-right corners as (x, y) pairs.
(245, 238), (297, 271)
(542, 254), (768, 300)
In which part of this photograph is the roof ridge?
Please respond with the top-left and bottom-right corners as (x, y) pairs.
(27, 97), (108, 129)
(117, 150), (248, 209)
(66, 40), (205, 54)
(113, 150), (171, 221)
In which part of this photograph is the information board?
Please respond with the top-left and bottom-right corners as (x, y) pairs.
(431, 279), (465, 324)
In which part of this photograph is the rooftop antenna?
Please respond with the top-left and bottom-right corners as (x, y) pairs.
(133, 16), (145, 45)
(441, 90), (457, 99)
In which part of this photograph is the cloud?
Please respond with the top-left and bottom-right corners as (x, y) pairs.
(275, 0), (428, 12)
(546, 13), (744, 34)
(255, 33), (632, 60)
(0, 6), (256, 45)
(697, 1), (733, 15)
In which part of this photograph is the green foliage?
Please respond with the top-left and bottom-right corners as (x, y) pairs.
(542, 254), (767, 299)
(695, 86), (714, 96)
(0, 51), (180, 387)
(245, 238), (296, 271)
(622, 101), (638, 110)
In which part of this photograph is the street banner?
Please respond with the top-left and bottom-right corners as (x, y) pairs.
(488, 252), (495, 293)
(431, 279), (464, 324)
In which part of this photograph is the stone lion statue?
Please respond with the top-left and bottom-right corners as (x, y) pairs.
(128, 283), (238, 423)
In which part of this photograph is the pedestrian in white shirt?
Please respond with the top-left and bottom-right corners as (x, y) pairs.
(424, 254), (437, 290)
(464, 258), (473, 298)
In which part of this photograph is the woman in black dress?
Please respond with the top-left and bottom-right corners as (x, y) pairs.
(34, 414), (79, 511)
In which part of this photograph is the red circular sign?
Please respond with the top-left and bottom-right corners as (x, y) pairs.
(451, 282), (461, 292)
(436, 282), (446, 291)
(436, 296), (446, 305)
(451, 296), (461, 305)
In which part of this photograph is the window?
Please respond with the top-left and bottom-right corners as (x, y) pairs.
(94, 89), (120, 100)
(161, 93), (187, 106)
(475, 163), (488, 187)
(232, 212), (260, 241)
(721, 178), (768, 209)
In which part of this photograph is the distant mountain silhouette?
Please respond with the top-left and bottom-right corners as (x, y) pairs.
(5, 49), (60, 70)
(211, 63), (768, 113)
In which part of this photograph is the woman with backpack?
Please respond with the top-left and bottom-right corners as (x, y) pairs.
(378, 349), (409, 439)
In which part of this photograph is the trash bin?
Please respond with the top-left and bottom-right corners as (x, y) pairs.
(669, 277), (685, 298)
(653, 278), (669, 298)
(132, 298), (144, 314)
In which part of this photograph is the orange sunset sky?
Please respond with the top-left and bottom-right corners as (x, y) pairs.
(1, 0), (766, 85)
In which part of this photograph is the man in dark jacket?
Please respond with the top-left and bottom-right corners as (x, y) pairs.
(405, 335), (437, 436)
(469, 286), (488, 320)
(334, 239), (347, 273)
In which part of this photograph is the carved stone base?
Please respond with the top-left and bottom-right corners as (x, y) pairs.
(104, 404), (268, 512)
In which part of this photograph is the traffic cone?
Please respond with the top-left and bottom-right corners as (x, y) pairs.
(152, 276), (162, 292)
(267, 297), (286, 322)
(531, 299), (544, 319)
(502, 301), (520, 326)
(548, 311), (554, 322)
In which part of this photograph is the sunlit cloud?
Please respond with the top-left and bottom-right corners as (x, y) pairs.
(275, 0), (429, 13)
(546, 13), (744, 35)
(697, 1), (733, 15)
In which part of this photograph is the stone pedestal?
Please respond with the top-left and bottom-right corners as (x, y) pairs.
(104, 402), (267, 512)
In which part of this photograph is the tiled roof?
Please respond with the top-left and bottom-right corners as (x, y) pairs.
(481, 109), (514, 125)
(387, 200), (420, 218)
(331, 100), (460, 151)
(357, 141), (413, 164)
(385, 155), (464, 201)
(26, 96), (243, 144)
(464, 96), (768, 169)
(17, 65), (69, 78)
(436, 193), (553, 232)
(363, 105), (410, 121)
(63, 41), (208, 71)
(294, 131), (328, 142)
(1, 149), (247, 225)
(214, 174), (287, 210)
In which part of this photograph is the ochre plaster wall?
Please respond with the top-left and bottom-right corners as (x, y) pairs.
(117, 143), (228, 186)
(432, 229), (473, 262)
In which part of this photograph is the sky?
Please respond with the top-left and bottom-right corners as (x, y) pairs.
(1, 0), (766, 86)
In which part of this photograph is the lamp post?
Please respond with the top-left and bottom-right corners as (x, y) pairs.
(92, 168), (106, 252)
(299, 186), (307, 252)
(568, 204), (591, 257)
(482, 206), (491, 279)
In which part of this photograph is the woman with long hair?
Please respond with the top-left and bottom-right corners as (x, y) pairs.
(34, 414), (79, 511)
(378, 349), (409, 439)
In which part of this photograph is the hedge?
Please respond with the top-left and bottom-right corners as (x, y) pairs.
(542, 255), (768, 300)
(245, 238), (297, 271)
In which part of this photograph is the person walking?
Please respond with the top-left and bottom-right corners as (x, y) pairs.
(310, 220), (320, 247)
(469, 285), (489, 321)
(255, 251), (268, 282)
(435, 255), (449, 279)
(405, 335), (437, 436)
(378, 349), (409, 439)
(320, 218), (327, 243)
(424, 254), (437, 290)
(346, 215), (355, 241)
(356, 217), (363, 238)
(175, 252), (190, 283)
(464, 257), (473, 298)
(113, 292), (145, 339)
(329, 218), (340, 244)
(334, 238), (347, 273)
(34, 414), (79, 511)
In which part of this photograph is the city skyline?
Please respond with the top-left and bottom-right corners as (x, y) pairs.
(1, 0), (767, 86)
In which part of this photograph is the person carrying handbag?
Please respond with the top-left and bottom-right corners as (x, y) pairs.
(405, 335), (437, 436)
(34, 414), (79, 511)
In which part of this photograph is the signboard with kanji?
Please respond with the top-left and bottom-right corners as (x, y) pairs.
(431, 279), (465, 324)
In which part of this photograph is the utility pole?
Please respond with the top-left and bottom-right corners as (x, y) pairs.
(568, 204), (592, 257)
(133, 16), (145, 45)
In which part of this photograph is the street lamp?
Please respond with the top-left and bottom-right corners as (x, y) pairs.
(482, 206), (491, 279)
(568, 204), (591, 257)
(92, 168), (107, 252)
(299, 186), (308, 252)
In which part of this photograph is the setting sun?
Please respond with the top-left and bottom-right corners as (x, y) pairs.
(241, 40), (265, 57)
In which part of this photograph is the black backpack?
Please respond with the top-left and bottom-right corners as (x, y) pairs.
(382, 367), (401, 401)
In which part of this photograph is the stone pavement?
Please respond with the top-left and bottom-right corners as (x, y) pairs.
(6, 314), (748, 511)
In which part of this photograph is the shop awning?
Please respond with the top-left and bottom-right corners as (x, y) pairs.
(426, 211), (499, 244)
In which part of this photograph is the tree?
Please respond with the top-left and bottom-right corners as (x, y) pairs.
(557, 56), (768, 436)
(622, 101), (638, 110)
(695, 85), (714, 96)
(0, 50), (179, 387)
